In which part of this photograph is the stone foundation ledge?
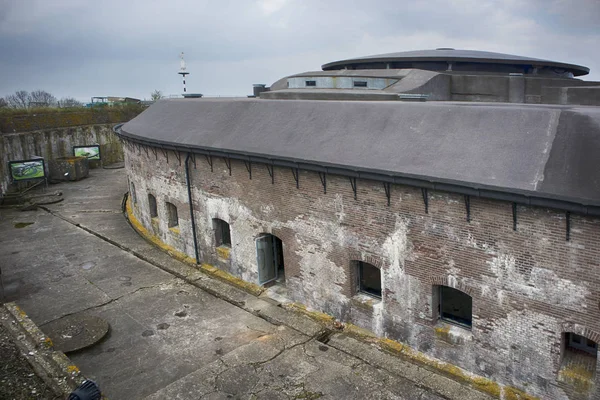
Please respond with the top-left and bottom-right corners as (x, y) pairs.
(0, 302), (89, 397)
(123, 195), (540, 400)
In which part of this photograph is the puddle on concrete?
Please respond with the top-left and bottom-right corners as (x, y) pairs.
(14, 222), (34, 228)
(80, 261), (96, 270)
(142, 330), (154, 337)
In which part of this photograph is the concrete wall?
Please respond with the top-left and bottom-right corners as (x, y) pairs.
(125, 142), (600, 400)
(287, 76), (398, 90)
(1, 124), (123, 196)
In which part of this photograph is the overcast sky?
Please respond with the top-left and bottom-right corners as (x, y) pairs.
(1, 0), (599, 101)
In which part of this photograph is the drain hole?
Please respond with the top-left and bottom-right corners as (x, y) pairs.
(315, 329), (334, 344)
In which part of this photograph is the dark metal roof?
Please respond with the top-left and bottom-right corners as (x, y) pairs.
(119, 98), (600, 214)
(322, 49), (590, 76)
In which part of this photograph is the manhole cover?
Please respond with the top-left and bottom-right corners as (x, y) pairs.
(42, 315), (109, 353)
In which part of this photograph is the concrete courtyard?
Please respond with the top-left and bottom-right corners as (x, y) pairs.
(0, 167), (493, 400)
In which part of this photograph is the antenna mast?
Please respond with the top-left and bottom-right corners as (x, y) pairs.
(178, 52), (190, 94)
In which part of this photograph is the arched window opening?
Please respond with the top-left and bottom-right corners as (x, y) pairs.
(213, 218), (231, 247)
(439, 286), (472, 328)
(148, 194), (158, 218)
(166, 202), (178, 228)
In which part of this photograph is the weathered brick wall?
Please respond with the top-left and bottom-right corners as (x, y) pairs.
(125, 142), (600, 400)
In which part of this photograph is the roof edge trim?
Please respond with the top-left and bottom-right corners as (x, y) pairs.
(114, 124), (600, 216)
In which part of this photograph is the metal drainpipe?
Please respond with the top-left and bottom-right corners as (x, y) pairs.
(185, 152), (200, 264)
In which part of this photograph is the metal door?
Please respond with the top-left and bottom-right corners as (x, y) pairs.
(256, 235), (277, 285)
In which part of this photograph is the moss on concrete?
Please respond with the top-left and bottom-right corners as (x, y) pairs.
(216, 246), (230, 260)
(200, 263), (264, 296)
(503, 386), (539, 400)
(434, 324), (451, 339)
(344, 323), (378, 340)
(283, 303), (336, 326)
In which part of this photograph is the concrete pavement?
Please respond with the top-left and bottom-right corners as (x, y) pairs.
(0, 167), (494, 400)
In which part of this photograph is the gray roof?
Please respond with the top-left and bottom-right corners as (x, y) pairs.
(322, 49), (590, 76)
(121, 98), (600, 211)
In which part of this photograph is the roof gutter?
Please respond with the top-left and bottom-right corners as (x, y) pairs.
(113, 124), (600, 217)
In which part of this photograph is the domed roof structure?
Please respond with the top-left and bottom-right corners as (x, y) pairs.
(322, 48), (589, 77)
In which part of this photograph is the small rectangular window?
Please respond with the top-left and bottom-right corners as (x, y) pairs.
(166, 202), (178, 228)
(353, 81), (368, 88)
(357, 261), (381, 298)
(439, 286), (472, 328)
(213, 218), (231, 247)
(148, 194), (158, 218)
(305, 80), (316, 87)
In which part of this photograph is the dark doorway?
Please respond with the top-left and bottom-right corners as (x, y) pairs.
(256, 234), (284, 285)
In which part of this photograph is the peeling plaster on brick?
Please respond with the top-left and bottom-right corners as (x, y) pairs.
(486, 253), (589, 309)
(379, 218), (416, 322)
(372, 302), (384, 336)
(480, 310), (561, 397)
(293, 242), (349, 317)
(196, 191), (268, 283)
(333, 193), (346, 222)
(381, 218), (411, 277)
(465, 232), (491, 251)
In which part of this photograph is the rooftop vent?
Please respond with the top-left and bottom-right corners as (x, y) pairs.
(436, 48), (455, 50)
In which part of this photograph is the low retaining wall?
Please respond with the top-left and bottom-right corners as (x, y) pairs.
(0, 124), (123, 197)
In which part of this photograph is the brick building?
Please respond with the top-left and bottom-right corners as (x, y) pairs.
(118, 49), (600, 399)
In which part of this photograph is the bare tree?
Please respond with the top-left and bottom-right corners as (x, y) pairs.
(6, 90), (31, 108)
(0, 98), (7, 108)
(150, 90), (163, 101)
(59, 97), (83, 108)
(29, 90), (57, 107)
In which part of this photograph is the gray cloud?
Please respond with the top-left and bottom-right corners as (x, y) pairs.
(0, 0), (598, 101)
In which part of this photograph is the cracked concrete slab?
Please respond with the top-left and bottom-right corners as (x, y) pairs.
(0, 168), (493, 400)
